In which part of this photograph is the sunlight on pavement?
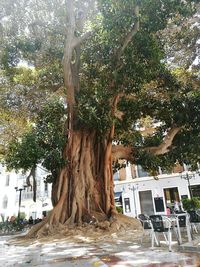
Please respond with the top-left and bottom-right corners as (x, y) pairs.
(1, 235), (200, 267)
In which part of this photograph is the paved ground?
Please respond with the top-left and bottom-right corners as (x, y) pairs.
(1, 232), (200, 267)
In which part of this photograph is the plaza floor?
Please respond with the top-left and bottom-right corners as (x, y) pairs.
(1, 232), (200, 267)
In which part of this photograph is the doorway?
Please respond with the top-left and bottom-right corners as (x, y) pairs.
(139, 190), (154, 215)
(164, 187), (180, 211)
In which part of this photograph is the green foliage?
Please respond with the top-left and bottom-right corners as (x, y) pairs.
(76, 90), (112, 133)
(0, 219), (26, 234)
(5, 98), (66, 182)
(0, 214), (5, 223)
(182, 197), (200, 211)
(116, 206), (123, 214)
(135, 150), (174, 176)
(1, 0), (200, 177)
(5, 130), (42, 171)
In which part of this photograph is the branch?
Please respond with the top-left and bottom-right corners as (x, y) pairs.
(111, 93), (124, 117)
(50, 84), (63, 92)
(63, 0), (76, 105)
(73, 31), (94, 48)
(0, 144), (5, 157)
(112, 145), (133, 162)
(143, 126), (182, 155)
(64, 1), (94, 104)
(75, 0), (95, 32)
(114, 2), (140, 64)
(112, 93), (137, 120)
(26, 165), (37, 202)
(111, 126), (182, 162)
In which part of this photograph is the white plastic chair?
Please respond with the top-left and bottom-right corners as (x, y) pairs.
(150, 215), (173, 252)
(138, 214), (160, 245)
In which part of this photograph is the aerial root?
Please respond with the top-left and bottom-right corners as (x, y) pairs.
(25, 220), (47, 238)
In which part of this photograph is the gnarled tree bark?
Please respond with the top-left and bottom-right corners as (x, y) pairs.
(27, 130), (118, 237)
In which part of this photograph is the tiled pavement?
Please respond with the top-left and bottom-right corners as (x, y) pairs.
(1, 233), (200, 267)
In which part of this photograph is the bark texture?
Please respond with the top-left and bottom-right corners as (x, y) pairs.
(27, 129), (119, 238)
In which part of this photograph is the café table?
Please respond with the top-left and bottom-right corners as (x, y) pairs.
(162, 213), (192, 244)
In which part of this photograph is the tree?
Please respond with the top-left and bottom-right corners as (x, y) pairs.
(161, 3), (200, 71)
(5, 98), (66, 203)
(1, 0), (200, 237)
(0, 65), (51, 157)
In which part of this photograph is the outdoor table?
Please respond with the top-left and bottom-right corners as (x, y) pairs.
(162, 213), (192, 244)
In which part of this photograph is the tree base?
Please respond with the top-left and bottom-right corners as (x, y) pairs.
(25, 214), (142, 240)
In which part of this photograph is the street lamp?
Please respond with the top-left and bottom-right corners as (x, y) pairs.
(180, 172), (195, 199)
(40, 196), (46, 204)
(15, 185), (27, 219)
(128, 184), (138, 217)
(39, 193), (49, 217)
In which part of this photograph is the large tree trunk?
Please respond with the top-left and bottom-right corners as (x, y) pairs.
(27, 129), (120, 237)
(54, 129), (116, 224)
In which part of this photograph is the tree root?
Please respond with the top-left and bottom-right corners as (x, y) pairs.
(25, 220), (47, 238)
(25, 213), (141, 239)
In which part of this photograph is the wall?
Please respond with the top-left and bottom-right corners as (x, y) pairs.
(0, 164), (53, 221)
(0, 165), (18, 220)
(114, 171), (200, 218)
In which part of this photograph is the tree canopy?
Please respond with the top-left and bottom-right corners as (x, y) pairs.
(0, 0), (200, 235)
(1, 0), (199, 173)
(5, 98), (66, 182)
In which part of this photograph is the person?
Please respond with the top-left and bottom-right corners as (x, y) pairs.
(179, 200), (184, 212)
(28, 216), (33, 225)
(19, 218), (25, 225)
(166, 206), (171, 215)
(174, 201), (180, 212)
(35, 218), (40, 224)
(10, 215), (16, 222)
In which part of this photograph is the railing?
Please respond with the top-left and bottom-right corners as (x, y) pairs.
(15, 191), (39, 201)
(22, 192), (34, 200)
(15, 191), (50, 202)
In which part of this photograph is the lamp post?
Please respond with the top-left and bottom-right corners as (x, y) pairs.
(15, 186), (27, 219)
(180, 172), (195, 199)
(40, 196), (46, 205)
(40, 195), (47, 209)
(128, 184), (138, 217)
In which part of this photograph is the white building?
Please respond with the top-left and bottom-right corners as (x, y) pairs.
(114, 164), (200, 218)
(0, 164), (18, 220)
(0, 164), (52, 221)
(1, 161), (199, 221)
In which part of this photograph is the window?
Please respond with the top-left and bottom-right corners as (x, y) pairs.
(114, 192), (122, 208)
(190, 185), (200, 198)
(137, 165), (149, 178)
(5, 175), (10, 186)
(2, 196), (8, 209)
(113, 172), (120, 181)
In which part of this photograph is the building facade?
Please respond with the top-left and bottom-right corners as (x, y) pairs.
(0, 164), (52, 221)
(114, 164), (200, 218)
(1, 162), (200, 221)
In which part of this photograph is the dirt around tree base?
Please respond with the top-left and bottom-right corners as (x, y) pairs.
(9, 214), (142, 246)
